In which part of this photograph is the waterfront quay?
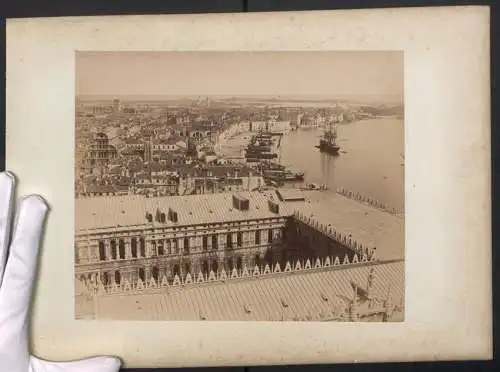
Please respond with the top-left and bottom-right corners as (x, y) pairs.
(75, 188), (404, 321)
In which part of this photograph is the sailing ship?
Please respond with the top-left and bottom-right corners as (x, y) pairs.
(316, 120), (340, 155)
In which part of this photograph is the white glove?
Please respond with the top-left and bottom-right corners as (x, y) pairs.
(0, 171), (122, 372)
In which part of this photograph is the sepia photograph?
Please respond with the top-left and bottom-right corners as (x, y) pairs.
(74, 51), (405, 322)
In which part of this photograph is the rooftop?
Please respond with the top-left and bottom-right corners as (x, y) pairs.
(75, 191), (293, 232)
(295, 191), (404, 261)
(77, 261), (404, 321)
(75, 189), (404, 261)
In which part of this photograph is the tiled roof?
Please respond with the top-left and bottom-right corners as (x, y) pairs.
(125, 139), (143, 145)
(85, 184), (128, 194)
(175, 165), (256, 178)
(76, 190), (293, 232)
(85, 261), (404, 321)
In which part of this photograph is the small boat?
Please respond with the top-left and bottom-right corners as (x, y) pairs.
(300, 183), (328, 191)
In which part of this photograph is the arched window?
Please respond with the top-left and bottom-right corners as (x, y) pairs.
(254, 254), (260, 266)
(183, 237), (190, 254)
(202, 260), (209, 275)
(236, 256), (243, 270)
(226, 233), (233, 249)
(138, 268), (145, 282)
(114, 270), (121, 285)
(202, 236), (208, 250)
(267, 229), (273, 243)
(226, 258), (233, 271)
(118, 239), (126, 259)
(98, 241), (106, 261)
(212, 235), (218, 250)
(173, 264), (180, 276)
(152, 266), (159, 282)
(212, 259), (218, 273)
(158, 241), (164, 256)
(184, 263), (191, 275)
(131, 238), (137, 258)
(102, 272), (109, 285)
(237, 232), (243, 247)
(110, 240), (117, 260)
(139, 237), (146, 257)
(255, 230), (261, 245)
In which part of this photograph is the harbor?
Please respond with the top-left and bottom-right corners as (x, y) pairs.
(217, 116), (405, 213)
(75, 116), (405, 321)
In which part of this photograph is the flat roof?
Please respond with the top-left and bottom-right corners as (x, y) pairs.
(75, 189), (404, 262)
(294, 191), (405, 261)
(76, 261), (404, 321)
(76, 191), (293, 232)
(276, 188), (306, 201)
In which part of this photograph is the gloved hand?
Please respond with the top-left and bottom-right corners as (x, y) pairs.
(0, 171), (122, 372)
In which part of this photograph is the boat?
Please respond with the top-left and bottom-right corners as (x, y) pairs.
(300, 183), (328, 191)
(246, 144), (272, 152)
(317, 120), (340, 155)
(263, 169), (304, 182)
(252, 161), (286, 172)
(287, 169), (305, 180)
(245, 151), (278, 159)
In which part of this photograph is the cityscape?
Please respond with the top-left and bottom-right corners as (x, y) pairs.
(74, 51), (405, 322)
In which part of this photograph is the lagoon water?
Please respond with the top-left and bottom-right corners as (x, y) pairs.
(220, 117), (405, 212)
(280, 117), (405, 212)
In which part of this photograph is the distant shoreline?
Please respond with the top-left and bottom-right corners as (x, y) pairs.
(76, 95), (403, 107)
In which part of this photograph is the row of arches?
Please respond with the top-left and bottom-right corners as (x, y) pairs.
(98, 237), (147, 261)
(83, 255), (254, 287)
(97, 229), (278, 262)
(200, 230), (273, 250)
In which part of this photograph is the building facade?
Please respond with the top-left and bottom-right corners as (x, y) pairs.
(81, 132), (119, 177)
(75, 192), (291, 290)
(74, 190), (375, 293)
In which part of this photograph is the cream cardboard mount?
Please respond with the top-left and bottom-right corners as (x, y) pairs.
(5, 6), (492, 368)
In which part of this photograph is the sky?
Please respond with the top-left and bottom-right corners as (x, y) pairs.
(75, 51), (404, 102)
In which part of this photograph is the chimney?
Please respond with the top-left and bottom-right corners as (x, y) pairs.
(232, 194), (249, 211)
(268, 200), (279, 214)
(168, 208), (178, 223)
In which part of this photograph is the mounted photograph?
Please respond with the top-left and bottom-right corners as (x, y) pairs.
(74, 51), (405, 322)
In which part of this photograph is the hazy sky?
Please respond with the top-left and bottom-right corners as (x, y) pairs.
(76, 51), (403, 100)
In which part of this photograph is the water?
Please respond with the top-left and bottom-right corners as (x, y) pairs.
(279, 118), (405, 211)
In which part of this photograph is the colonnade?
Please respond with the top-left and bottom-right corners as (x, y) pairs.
(83, 227), (280, 264)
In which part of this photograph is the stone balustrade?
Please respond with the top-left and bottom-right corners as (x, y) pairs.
(336, 187), (403, 216)
(292, 210), (377, 260)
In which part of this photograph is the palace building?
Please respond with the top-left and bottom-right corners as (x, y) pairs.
(75, 189), (404, 321)
(75, 189), (399, 297)
(76, 191), (292, 288)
